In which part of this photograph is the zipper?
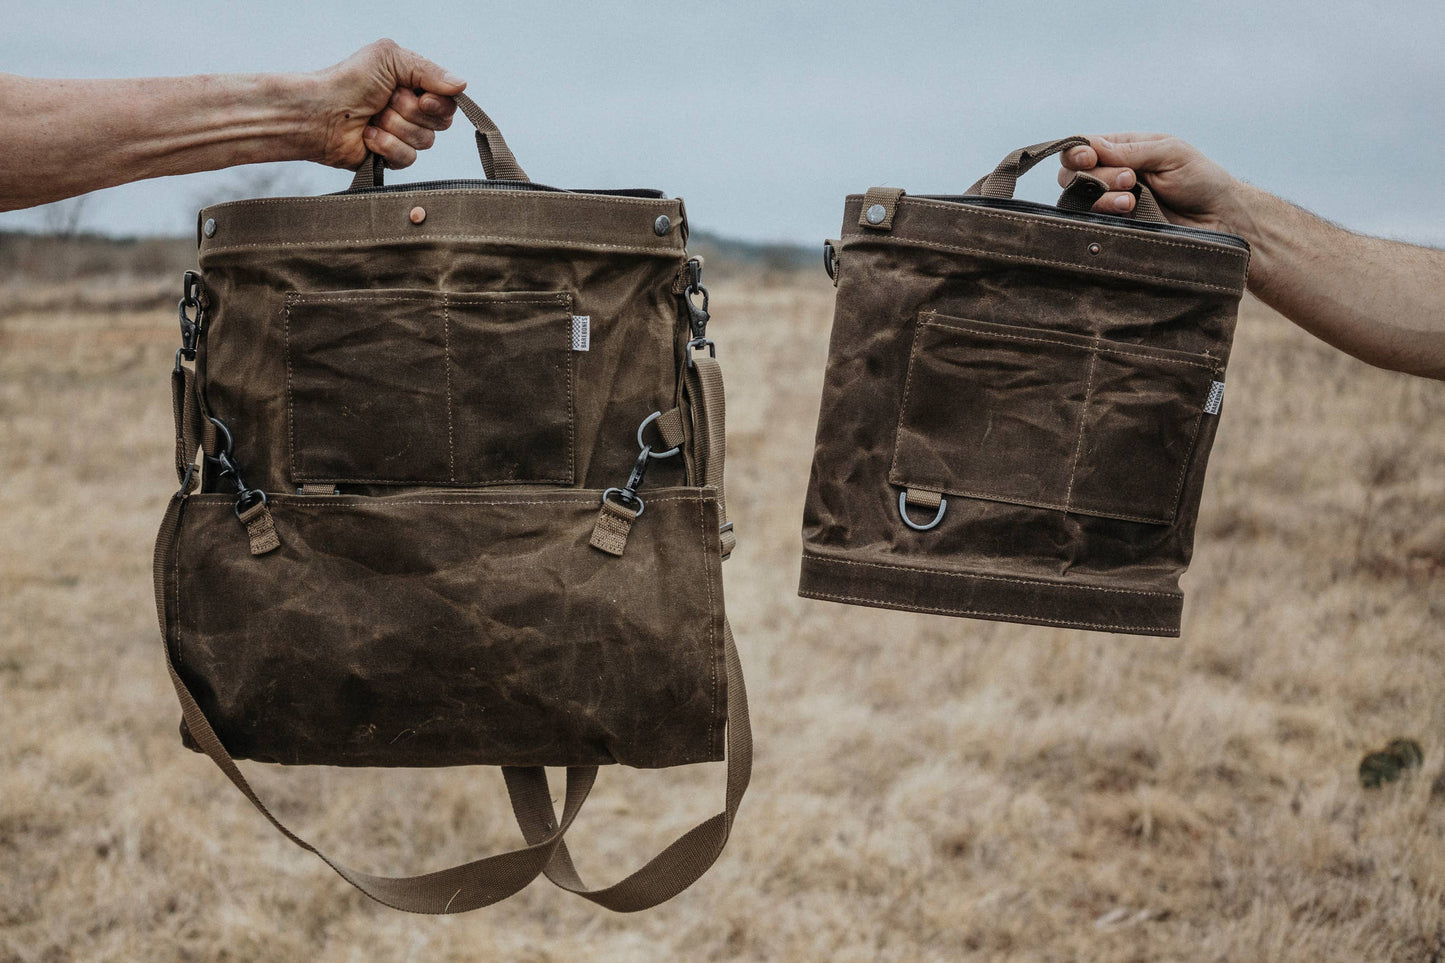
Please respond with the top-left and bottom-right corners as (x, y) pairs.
(332, 178), (667, 200)
(917, 194), (1250, 251)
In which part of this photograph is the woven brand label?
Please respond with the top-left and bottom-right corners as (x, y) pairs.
(1204, 381), (1225, 415)
(572, 315), (590, 352)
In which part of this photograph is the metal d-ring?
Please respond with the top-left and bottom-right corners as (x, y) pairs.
(637, 410), (681, 459)
(898, 491), (947, 531)
(601, 486), (645, 518)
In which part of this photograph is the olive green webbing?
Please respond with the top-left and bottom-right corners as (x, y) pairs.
(347, 93), (528, 191)
(502, 621), (750, 911)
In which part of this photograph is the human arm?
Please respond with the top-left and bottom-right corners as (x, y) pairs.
(0, 39), (464, 212)
(1059, 133), (1445, 381)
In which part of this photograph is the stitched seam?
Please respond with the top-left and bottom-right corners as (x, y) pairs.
(921, 315), (1220, 371)
(1064, 343), (1099, 511)
(563, 297), (576, 486)
(852, 234), (1244, 295)
(202, 192), (683, 212)
(799, 588), (1171, 633)
(443, 296), (456, 482)
(699, 495), (720, 759)
(939, 202), (1246, 258)
(801, 551), (1181, 598)
(213, 494), (707, 509)
(887, 313), (929, 484)
(284, 297), (298, 479)
(858, 194), (1248, 260)
(291, 474), (573, 485)
(1164, 409), (1208, 524)
(287, 295), (568, 306)
(201, 235), (679, 258)
(880, 480), (1177, 526)
(174, 510), (184, 670)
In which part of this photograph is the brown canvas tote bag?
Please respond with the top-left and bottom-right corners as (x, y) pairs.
(799, 136), (1250, 637)
(154, 95), (749, 913)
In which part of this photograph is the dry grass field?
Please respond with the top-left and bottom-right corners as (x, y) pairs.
(3, 262), (1445, 962)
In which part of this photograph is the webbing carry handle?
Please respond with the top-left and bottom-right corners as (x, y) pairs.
(966, 136), (1169, 224)
(347, 93), (529, 191)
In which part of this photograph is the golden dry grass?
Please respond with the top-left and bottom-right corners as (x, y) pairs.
(2, 270), (1444, 962)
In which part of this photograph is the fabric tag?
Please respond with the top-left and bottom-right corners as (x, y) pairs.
(1204, 381), (1225, 415)
(572, 315), (591, 352)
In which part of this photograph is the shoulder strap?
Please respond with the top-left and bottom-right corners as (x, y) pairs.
(500, 351), (749, 909)
(154, 492), (598, 913)
(503, 621), (749, 911)
(157, 353), (751, 914)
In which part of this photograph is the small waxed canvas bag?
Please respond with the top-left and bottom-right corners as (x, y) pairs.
(154, 96), (749, 913)
(799, 137), (1250, 636)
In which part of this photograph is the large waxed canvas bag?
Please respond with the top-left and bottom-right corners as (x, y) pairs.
(799, 136), (1250, 637)
(154, 95), (749, 913)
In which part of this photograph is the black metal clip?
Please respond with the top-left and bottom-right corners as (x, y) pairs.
(177, 270), (203, 364)
(682, 257), (709, 340)
(208, 416), (267, 518)
(601, 445), (653, 518)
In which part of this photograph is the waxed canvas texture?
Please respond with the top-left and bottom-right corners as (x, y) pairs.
(799, 191), (1250, 636)
(162, 184), (728, 768)
(167, 490), (726, 768)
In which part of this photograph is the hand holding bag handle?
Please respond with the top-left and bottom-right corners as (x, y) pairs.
(347, 92), (529, 190)
(967, 135), (1170, 224)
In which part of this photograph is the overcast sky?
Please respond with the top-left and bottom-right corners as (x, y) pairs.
(2, 0), (1443, 246)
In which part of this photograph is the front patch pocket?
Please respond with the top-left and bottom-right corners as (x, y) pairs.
(284, 289), (574, 486)
(889, 312), (1221, 525)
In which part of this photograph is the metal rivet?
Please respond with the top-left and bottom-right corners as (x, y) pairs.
(203, 218), (217, 238)
(653, 214), (671, 236)
(409, 206), (427, 225)
(1088, 242), (1101, 256)
(866, 203), (887, 225)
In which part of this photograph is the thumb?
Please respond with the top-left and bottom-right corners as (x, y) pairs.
(1091, 134), (1179, 173)
(385, 43), (467, 95)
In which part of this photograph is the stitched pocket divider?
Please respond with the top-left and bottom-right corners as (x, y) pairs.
(889, 312), (1221, 525)
(285, 289), (574, 487)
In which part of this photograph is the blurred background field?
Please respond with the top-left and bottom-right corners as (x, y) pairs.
(2, 231), (1444, 963)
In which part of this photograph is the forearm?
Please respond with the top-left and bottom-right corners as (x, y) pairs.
(0, 72), (324, 211)
(1218, 183), (1445, 380)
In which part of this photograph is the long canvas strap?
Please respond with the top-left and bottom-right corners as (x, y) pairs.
(498, 350), (746, 905)
(687, 353), (735, 555)
(160, 349), (750, 913)
(153, 492), (597, 912)
(502, 621), (750, 910)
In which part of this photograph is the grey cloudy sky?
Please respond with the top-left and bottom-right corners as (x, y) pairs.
(3, 0), (1443, 245)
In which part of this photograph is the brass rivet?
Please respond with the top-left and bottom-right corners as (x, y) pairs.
(1088, 242), (1101, 256)
(866, 204), (887, 225)
(203, 218), (217, 238)
(653, 214), (671, 236)
(409, 206), (427, 225)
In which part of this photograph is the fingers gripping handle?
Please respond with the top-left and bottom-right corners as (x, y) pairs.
(348, 92), (529, 190)
(1056, 171), (1170, 224)
(968, 135), (1168, 224)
